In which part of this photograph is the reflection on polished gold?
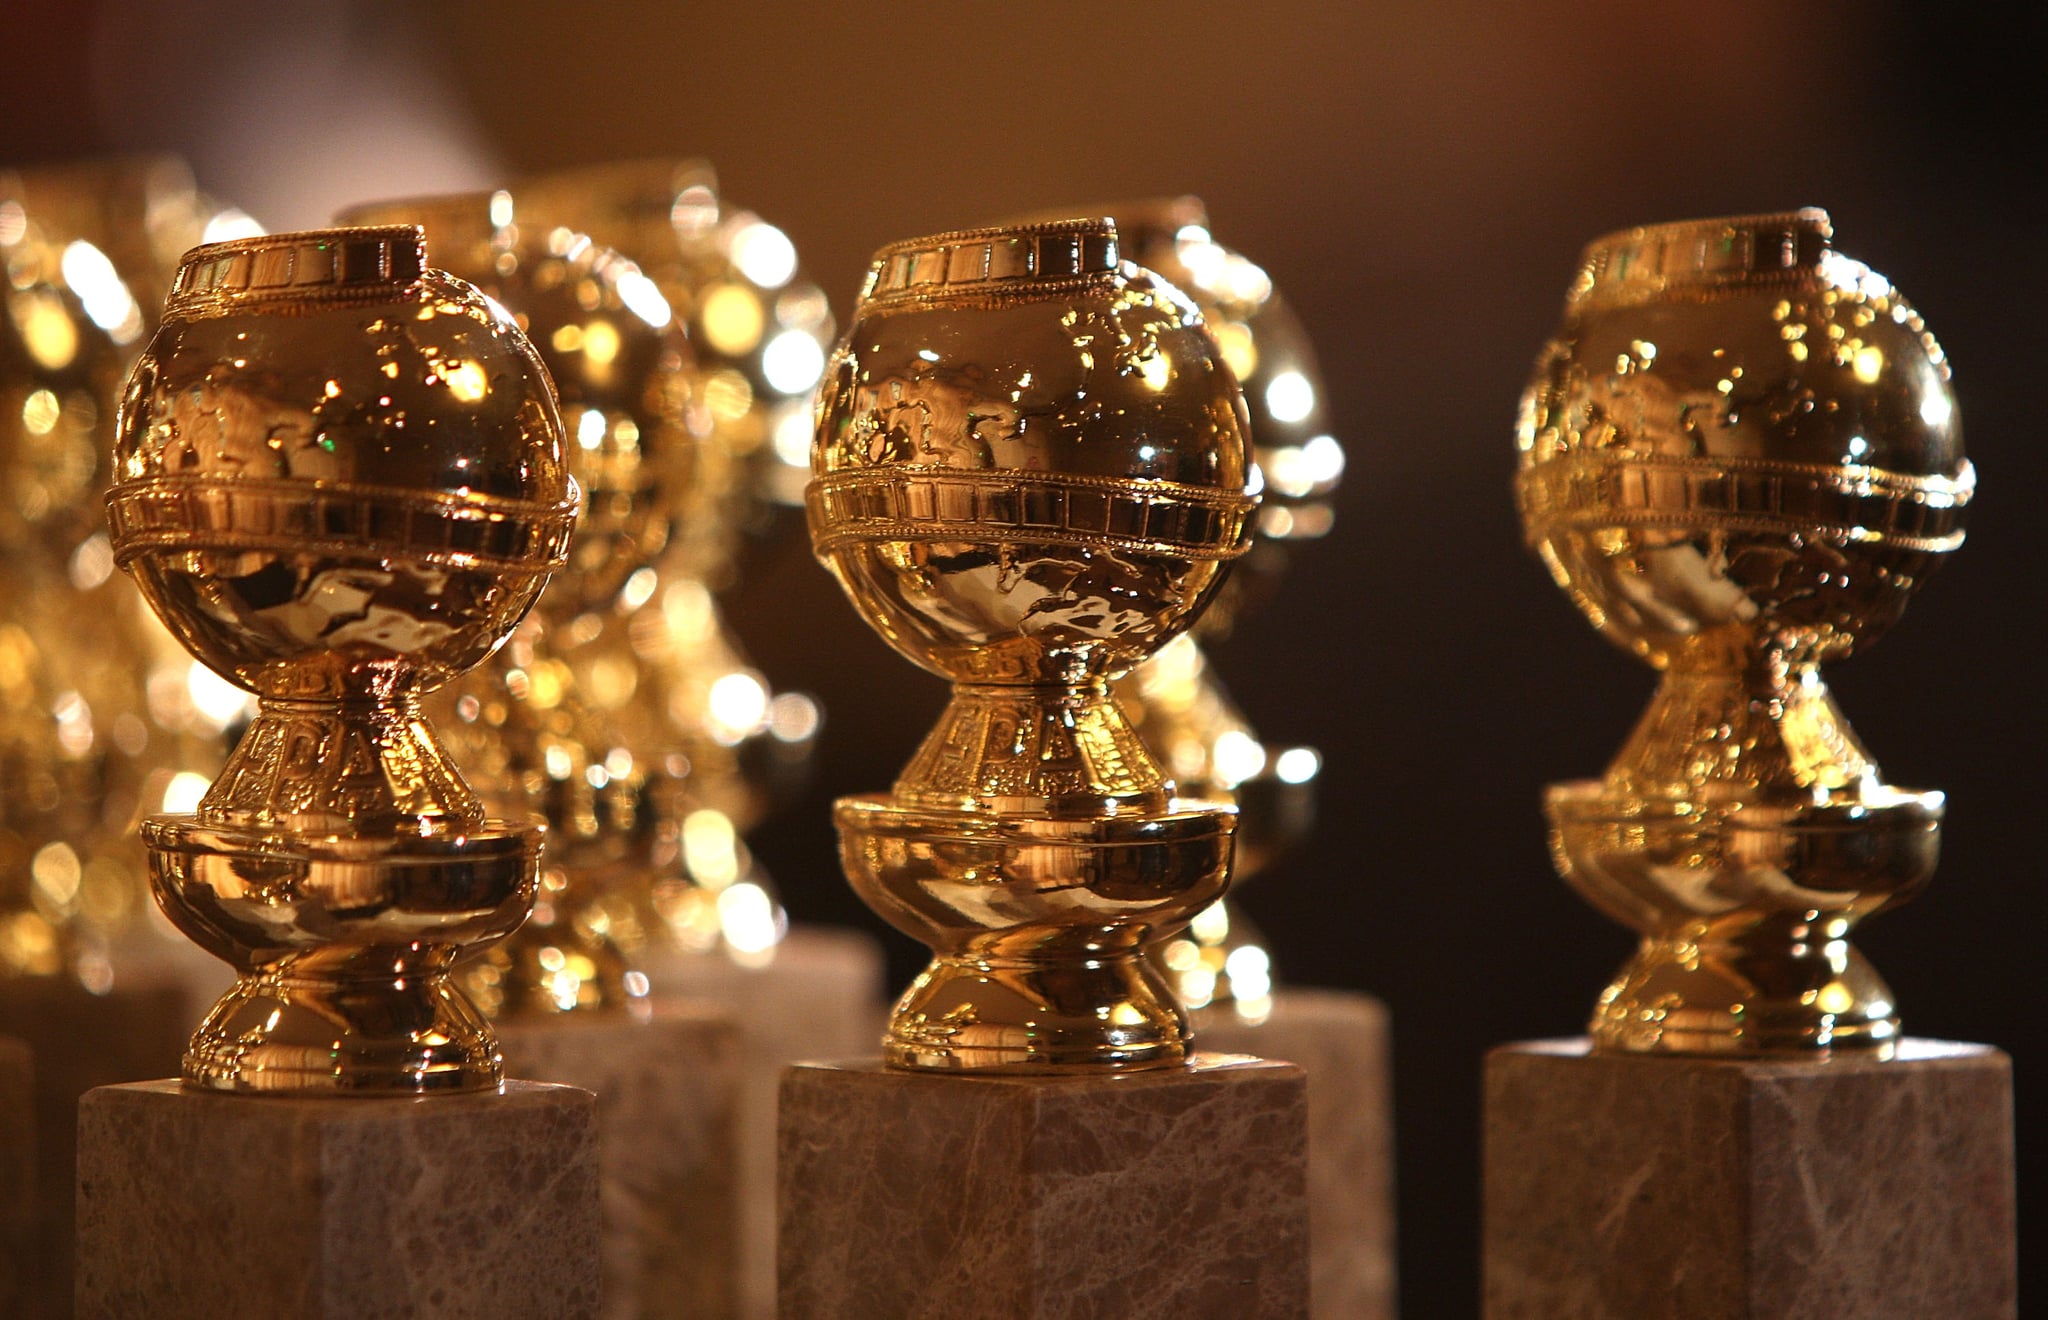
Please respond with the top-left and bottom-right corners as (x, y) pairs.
(0, 159), (260, 987)
(108, 227), (577, 1091)
(810, 219), (1258, 1071)
(1517, 209), (1971, 1055)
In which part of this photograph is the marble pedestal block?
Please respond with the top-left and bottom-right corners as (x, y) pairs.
(0, 975), (187, 1317)
(778, 1056), (1309, 1320)
(1194, 988), (1396, 1320)
(1483, 1038), (2016, 1320)
(643, 927), (885, 1319)
(76, 1080), (601, 1320)
(0, 1037), (31, 1317)
(498, 1004), (741, 1319)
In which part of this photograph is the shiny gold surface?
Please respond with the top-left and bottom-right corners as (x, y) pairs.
(109, 226), (577, 1091)
(811, 219), (1257, 1071)
(1516, 209), (1971, 1055)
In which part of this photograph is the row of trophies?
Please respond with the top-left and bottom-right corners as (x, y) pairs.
(0, 149), (2015, 1320)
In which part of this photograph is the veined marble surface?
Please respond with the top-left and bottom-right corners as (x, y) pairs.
(76, 1079), (601, 1319)
(779, 1055), (1309, 1319)
(1484, 1038), (2017, 1320)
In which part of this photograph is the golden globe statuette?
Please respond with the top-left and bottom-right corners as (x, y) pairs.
(106, 226), (578, 1093)
(808, 219), (1259, 1071)
(74, 228), (600, 1320)
(1516, 209), (1969, 1054)
(505, 160), (833, 951)
(0, 161), (261, 1320)
(780, 221), (1307, 1317)
(1484, 211), (2014, 1319)
(501, 166), (875, 1320)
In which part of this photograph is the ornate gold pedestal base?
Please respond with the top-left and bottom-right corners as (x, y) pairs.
(641, 928), (884, 1320)
(76, 1079), (601, 1319)
(0, 977), (187, 1318)
(146, 816), (539, 1094)
(836, 798), (1233, 1073)
(1194, 989), (1396, 1320)
(498, 1005), (741, 1320)
(1483, 1038), (2017, 1319)
(777, 1056), (1308, 1319)
(0, 1037), (29, 1318)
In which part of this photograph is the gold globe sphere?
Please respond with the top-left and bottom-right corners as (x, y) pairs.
(812, 220), (1253, 698)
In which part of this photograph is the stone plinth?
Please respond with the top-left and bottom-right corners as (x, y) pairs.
(0, 1037), (31, 1317)
(76, 1079), (601, 1320)
(778, 1056), (1309, 1320)
(0, 975), (188, 1317)
(498, 1004), (741, 1319)
(1484, 1038), (2016, 1320)
(1194, 988), (1395, 1320)
(642, 926), (885, 1318)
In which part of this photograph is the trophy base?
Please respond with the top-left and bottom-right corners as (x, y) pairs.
(637, 926), (886, 1320)
(184, 968), (504, 1094)
(144, 815), (540, 1094)
(835, 795), (1233, 1074)
(886, 950), (1190, 1073)
(1483, 1038), (2016, 1319)
(1194, 988), (1396, 1320)
(496, 1003), (741, 1320)
(1591, 932), (1902, 1055)
(76, 1078), (601, 1319)
(778, 1055), (1307, 1319)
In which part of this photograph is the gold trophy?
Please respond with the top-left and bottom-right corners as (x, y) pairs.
(808, 219), (1259, 1071)
(1516, 208), (1972, 1054)
(507, 160), (835, 953)
(106, 226), (578, 1091)
(342, 187), (800, 975)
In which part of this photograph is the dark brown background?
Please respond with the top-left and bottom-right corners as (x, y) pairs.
(6, 2), (2040, 1313)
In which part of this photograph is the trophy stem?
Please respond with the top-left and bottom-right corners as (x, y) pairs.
(1609, 656), (1878, 805)
(895, 682), (1170, 816)
(203, 693), (484, 836)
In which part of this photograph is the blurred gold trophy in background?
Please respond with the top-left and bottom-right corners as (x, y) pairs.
(108, 226), (577, 1090)
(0, 160), (262, 985)
(809, 218), (1259, 1070)
(337, 188), (735, 1019)
(511, 160), (831, 921)
(1099, 198), (1340, 1021)
(1516, 208), (1971, 1054)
